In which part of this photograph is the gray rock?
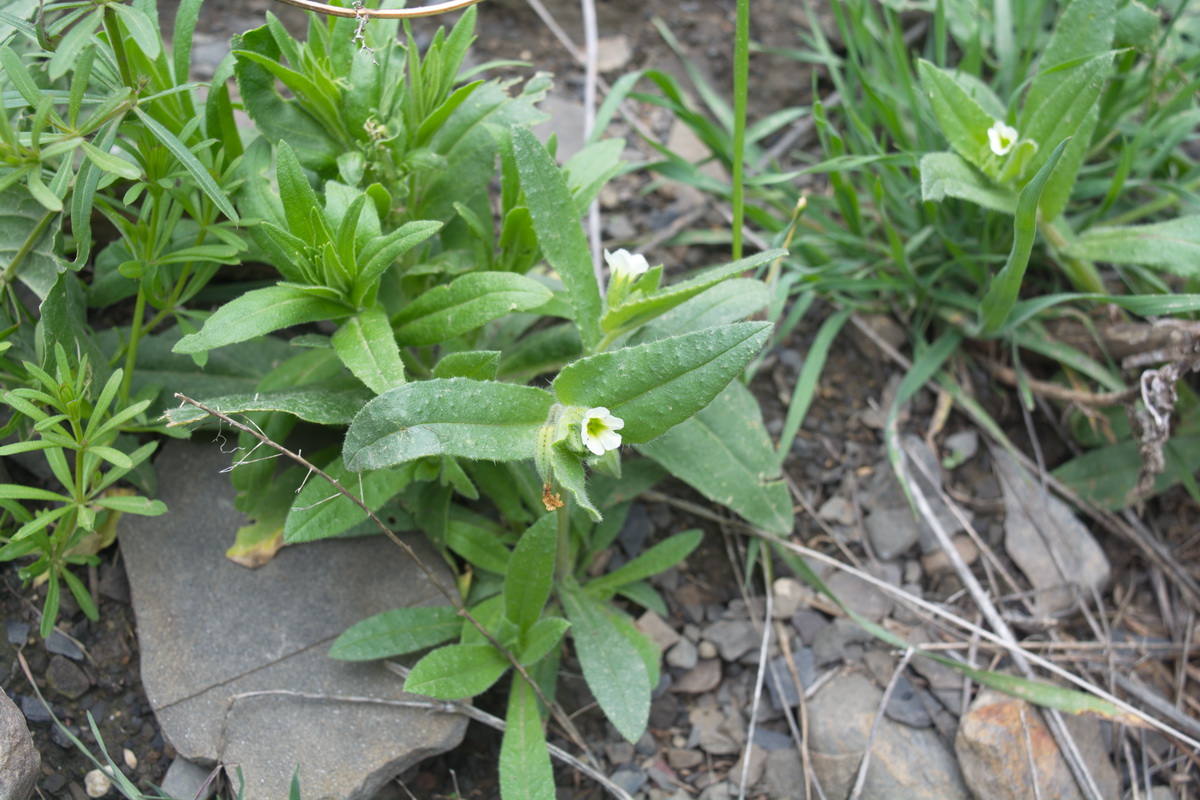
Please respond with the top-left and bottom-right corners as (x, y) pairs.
(120, 441), (466, 800)
(865, 507), (921, 560)
(161, 759), (217, 800)
(885, 674), (933, 728)
(666, 638), (698, 670)
(609, 765), (647, 794)
(688, 706), (743, 755)
(771, 577), (807, 619)
(18, 696), (51, 725)
(812, 618), (875, 667)
(817, 496), (856, 526)
(638, 610), (680, 652)
(0, 691), (39, 800)
(45, 630), (84, 660)
(6, 620), (29, 645)
(595, 34), (633, 73)
(943, 431), (979, 466)
(46, 655), (91, 700)
(697, 782), (734, 800)
(808, 673), (970, 799)
(672, 659), (722, 694)
(763, 750), (804, 799)
(992, 447), (1111, 616)
(702, 619), (760, 662)
(956, 688), (1120, 800)
(765, 650), (816, 710)
(532, 96), (586, 164)
(752, 727), (793, 751)
(790, 610), (828, 646)
(823, 562), (900, 622)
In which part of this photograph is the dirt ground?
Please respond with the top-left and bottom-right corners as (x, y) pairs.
(3, 0), (1198, 798)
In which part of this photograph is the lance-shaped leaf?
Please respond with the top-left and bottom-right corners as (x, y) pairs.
(600, 250), (783, 336)
(637, 382), (793, 535)
(285, 457), (415, 544)
(329, 605), (461, 661)
(504, 513), (556, 631)
(499, 674), (555, 800)
(561, 587), (649, 743)
(172, 285), (352, 354)
(1062, 215), (1200, 276)
(163, 384), (372, 427)
(332, 306), (405, 394)
(917, 60), (999, 172)
(919, 153), (1018, 213)
(553, 322), (772, 444)
(404, 643), (509, 699)
(343, 378), (554, 471)
(393, 272), (553, 346)
(511, 126), (602, 351)
(633, 279), (771, 343)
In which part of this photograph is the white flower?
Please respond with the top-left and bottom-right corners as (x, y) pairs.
(581, 407), (624, 455)
(604, 248), (650, 279)
(987, 121), (1018, 156)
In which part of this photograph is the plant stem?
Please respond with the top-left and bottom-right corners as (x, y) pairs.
(731, 0), (750, 260)
(1039, 220), (1105, 294)
(102, 6), (136, 90)
(120, 284), (147, 404)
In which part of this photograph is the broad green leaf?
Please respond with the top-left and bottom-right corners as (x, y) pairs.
(1063, 216), (1200, 275)
(504, 513), (557, 631)
(445, 518), (511, 575)
(512, 127), (602, 351)
(519, 616), (570, 665)
(550, 446), (600, 521)
(332, 306), (405, 395)
(1, 186), (64, 300)
(638, 382), (793, 535)
(587, 529), (703, 596)
(600, 251), (783, 336)
(1036, 101), (1100, 222)
(553, 322), (772, 444)
(1053, 435), (1200, 509)
(917, 60), (999, 171)
(499, 675), (554, 800)
(405, 643), (509, 699)
(1020, 52), (1113, 211)
(232, 26), (339, 172)
(163, 384), (372, 427)
(132, 108), (238, 222)
(393, 272), (553, 346)
(497, 323), (583, 381)
(978, 138), (1070, 337)
(343, 379), (554, 471)
(1023, 0), (1115, 116)
(355, 220), (443, 295)
(561, 587), (649, 743)
(433, 350), (501, 380)
(285, 458), (415, 544)
(329, 605), (461, 660)
(919, 153), (1018, 213)
(172, 285), (351, 354)
(633, 278), (771, 343)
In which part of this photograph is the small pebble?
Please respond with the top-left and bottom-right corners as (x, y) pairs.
(666, 639), (698, 670)
(697, 640), (718, 660)
(771, 577), (806, 619)
(123, 749), (138, 771)
(46, 630), (85, 660)
(85, 768), (112, 798)
(6, 619), (30, 645)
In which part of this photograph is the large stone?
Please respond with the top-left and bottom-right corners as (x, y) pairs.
(992, 447), (1111, 616)
(956, 688), (1120, 800)
(0, 690), (39, 800)
(807, 673), (970, 799)
(120, 441), (466, 800)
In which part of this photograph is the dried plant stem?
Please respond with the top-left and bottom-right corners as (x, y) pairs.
(640, 489), (1200, 752)
(895, 444), (1102, 799)
(848, 648), (914, 800)
(171, 394), (598, 767)
(270, 0), (484, 19)
(739, 570), (774, 800)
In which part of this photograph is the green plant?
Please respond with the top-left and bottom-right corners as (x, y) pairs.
(0, 343), (165, 637)
(619, 0), (1200, 508)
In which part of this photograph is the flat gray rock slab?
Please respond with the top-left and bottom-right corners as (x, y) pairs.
(121, 440), (466, 800)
